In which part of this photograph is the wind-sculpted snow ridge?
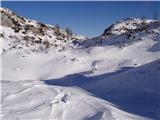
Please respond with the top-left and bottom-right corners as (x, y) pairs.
(1, 7), (160, 120)
(1, 80), (150, 120)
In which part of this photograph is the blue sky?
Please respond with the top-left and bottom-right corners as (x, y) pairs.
(2, 1), (159, 37)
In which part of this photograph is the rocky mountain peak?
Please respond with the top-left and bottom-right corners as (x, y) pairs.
(102, 18), (159, 37)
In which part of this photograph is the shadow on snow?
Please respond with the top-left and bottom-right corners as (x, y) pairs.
(44, 63), (160, 120)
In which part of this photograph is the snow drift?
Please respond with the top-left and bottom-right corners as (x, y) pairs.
(1, 7), (160, 120)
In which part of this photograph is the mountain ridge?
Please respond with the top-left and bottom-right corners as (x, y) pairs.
(1, 7), (160, 53)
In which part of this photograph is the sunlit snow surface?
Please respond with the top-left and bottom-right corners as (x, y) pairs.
(1, 8), (160, 120)
(1, 38), (160, 120)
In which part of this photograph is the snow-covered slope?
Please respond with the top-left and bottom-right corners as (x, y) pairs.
(0, 7), (86, 54)
(1, 7), (160, 120)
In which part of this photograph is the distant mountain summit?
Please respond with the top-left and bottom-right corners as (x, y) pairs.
(78, 17), (160, 47)
(102, 17), (159, 36)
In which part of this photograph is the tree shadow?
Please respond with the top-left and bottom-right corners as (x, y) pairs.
(43, 64), (160, 119)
